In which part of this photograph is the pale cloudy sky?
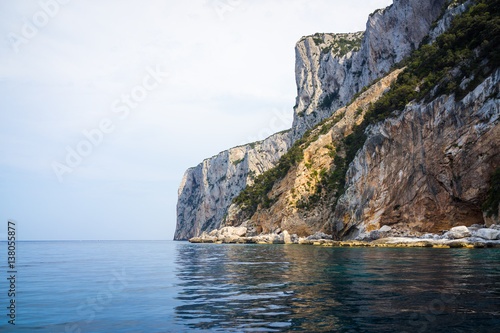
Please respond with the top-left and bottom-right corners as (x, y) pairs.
(0, 0), (392, 240)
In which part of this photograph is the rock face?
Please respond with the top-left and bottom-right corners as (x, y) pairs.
(291, 0), (447, 141)
(334, 69), (500, 238)
(174, 131), (291, 240)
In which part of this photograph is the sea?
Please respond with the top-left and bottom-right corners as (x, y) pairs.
(0, 241), (499, 332)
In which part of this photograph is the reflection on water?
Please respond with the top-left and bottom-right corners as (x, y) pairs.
(174, 244), (500, 332)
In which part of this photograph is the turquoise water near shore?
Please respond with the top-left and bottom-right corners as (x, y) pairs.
(0, 241), (499, 332)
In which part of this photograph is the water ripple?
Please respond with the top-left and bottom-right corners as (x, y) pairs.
(174, 244), (500, 332)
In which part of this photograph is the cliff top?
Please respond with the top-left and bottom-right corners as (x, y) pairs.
(298, 31), (365, 58)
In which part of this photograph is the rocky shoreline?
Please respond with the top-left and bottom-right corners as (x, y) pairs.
(189, 224), (500, 248)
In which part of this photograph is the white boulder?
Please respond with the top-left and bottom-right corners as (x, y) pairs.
(217, 226), (247, 238)
(446, 226), (471, 239)
(379, 225), (392, 233)
(475, 228), (500, 240)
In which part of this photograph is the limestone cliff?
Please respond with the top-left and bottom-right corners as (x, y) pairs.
(221, 0), (499, 238)
(291, 0), (447, 141)
(174, 0), (493, 240)
(174, 131), (291, 240)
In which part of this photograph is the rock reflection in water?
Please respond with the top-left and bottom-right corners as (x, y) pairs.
(174, 244), (500, 332)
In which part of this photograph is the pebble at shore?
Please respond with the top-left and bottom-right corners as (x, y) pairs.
(189, 225), (500, 248)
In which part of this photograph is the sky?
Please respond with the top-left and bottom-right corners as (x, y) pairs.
(0, 0), (392, 241)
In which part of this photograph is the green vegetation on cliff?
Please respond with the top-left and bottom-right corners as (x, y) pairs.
(307, 32), (364, 57)
(322, 34), (364, 57)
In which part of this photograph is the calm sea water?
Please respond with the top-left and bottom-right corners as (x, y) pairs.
(0, 241), (499, 332)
